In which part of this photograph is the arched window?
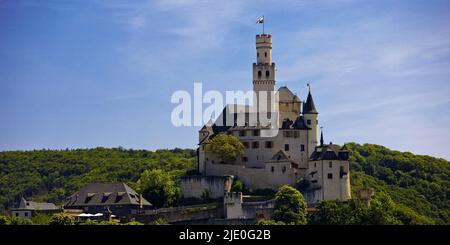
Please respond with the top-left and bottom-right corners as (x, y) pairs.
(258, 71), (262, 78)
(266, 70), (270, 77)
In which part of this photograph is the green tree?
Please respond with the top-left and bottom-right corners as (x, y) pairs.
(124, 221), (144, 225)
(272, 185), (307, 225)
(256, 219), (286, 225)
(48, 213), (75, 225)
(206, 134), (244, 164)
(231, 180), (246, 193)
(151, 217), (169, 225)
(137, 169), (180, 208)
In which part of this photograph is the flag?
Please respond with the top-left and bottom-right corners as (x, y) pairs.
(256, 16), (264, 24)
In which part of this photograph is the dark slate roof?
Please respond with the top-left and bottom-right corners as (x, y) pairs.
(13, 197), (57, 211)
(64, 183), (152, 208)
(293, 116), (310, 130)
(303, 91), (318, 114)
(281, 116), (311, 130)
(309, 144), (349, 161)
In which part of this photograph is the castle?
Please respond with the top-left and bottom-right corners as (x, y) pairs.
(181, 32), (351, 205)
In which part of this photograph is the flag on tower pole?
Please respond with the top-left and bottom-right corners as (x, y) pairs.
(256, 16), (264, 34)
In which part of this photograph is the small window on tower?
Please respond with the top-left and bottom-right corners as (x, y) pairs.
(301, 144), (305, 152)
(307, 119), (311, 125)
(327, 173), (333, 179)
(258, 71), (262, 78)
(266, 71), (270, 78)
(265, 52), (267, 57)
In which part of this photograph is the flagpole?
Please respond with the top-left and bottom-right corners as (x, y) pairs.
(263, 15), (265, 34)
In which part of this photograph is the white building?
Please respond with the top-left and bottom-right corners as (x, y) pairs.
(182, 32), (351, 205)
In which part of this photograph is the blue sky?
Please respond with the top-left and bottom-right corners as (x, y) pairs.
(0, 0), (449, 160)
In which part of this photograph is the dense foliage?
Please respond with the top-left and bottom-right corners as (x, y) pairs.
(0, 147), (196, 211)
(310, 192), (434, 225)
(346, 143), (449, 224)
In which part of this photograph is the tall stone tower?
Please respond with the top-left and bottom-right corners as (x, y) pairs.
(303, 89), (319, 157)
(253, 34), (276, 113)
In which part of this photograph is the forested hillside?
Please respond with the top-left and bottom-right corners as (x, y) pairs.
(0, 144), (448, 224)
(346, 143), (449, 224)
(0, 147), (196, 211)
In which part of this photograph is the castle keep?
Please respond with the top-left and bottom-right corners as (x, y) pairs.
(182, 32), (351, 205)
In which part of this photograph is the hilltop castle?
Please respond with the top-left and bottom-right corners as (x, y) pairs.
(181, 32), (351, 205)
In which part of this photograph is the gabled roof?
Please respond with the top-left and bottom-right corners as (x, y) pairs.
(64, 182), (152, 208)
(14, 197), (57, 211)
(270, 150), (290, 161)
(303, 91), (318, 114)
(309, 144), (349, 161)
(277, 86), (301, 103)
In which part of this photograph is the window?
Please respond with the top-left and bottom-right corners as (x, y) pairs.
(282, 166), (286, 173)
(252, 141), (259, 149)
(265, 52), (267, 57)
(15, 213), (19, 217)
(284, 144), (289, 151)
(301, 144), (305, 152)
(293, 131), (299, 138)
(253, 130), (260, 136)
(258, 71), (262, 78)
(242, 157), (248, 162)
(271, 166), (274, 172)
(329, 162), (333, 168)
(307, 119), (311, 125)
(265, 141), (273, 148)
(25, 212), (28, 217)
(327, 173), (333, 179)
(314, 162), (317, 168)
(239, 130), (246, 137)
(242, 142), (249, 148)
(266, 70), (270, 78)
(257, 52), (259, 58)
(283, 131), (292, 137)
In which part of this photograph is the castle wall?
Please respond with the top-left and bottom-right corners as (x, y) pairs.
(306, 160), (351, 202)
(180, 175), (233, 199)
(205, 161), (300, 190)
(224, 192), (274, 220)
(230, 128), (310, 169)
